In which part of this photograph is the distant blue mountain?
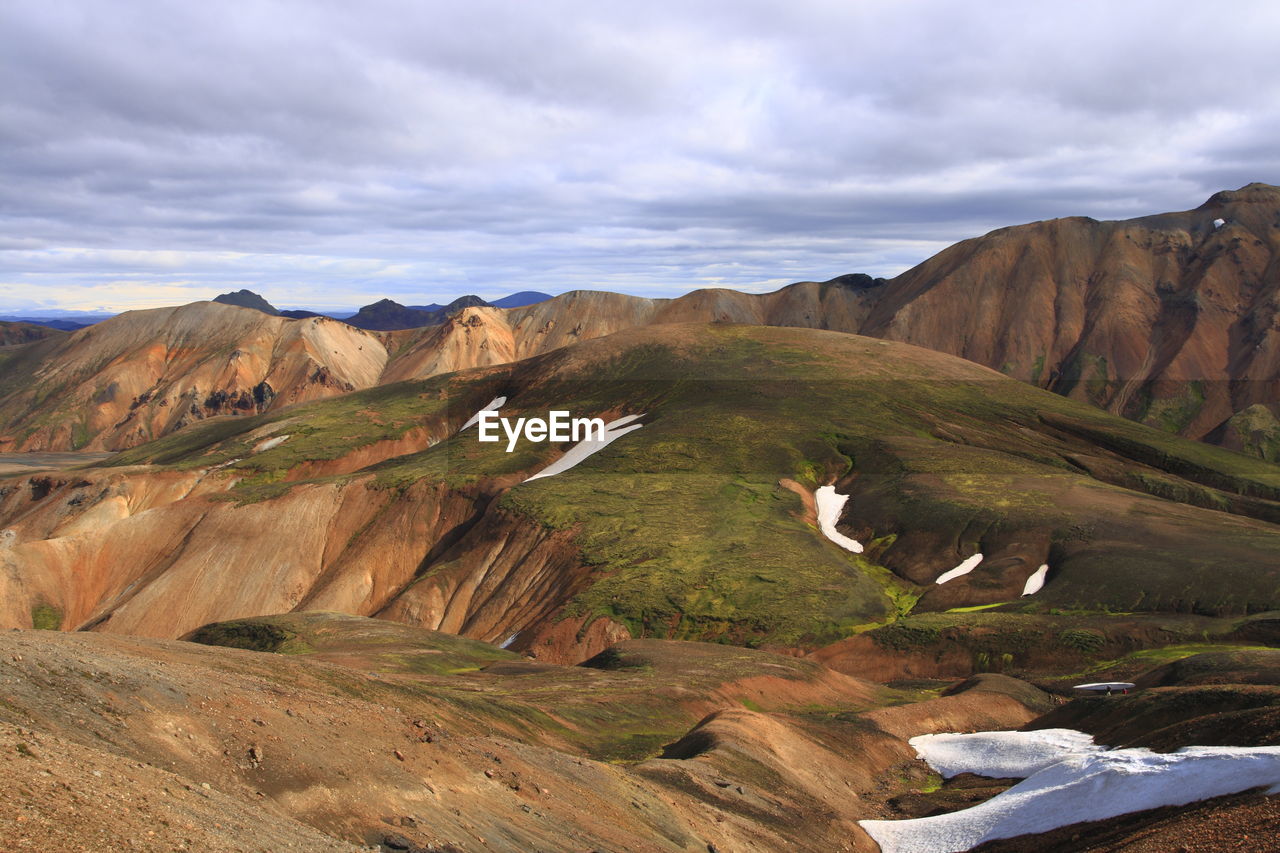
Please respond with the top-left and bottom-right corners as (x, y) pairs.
(488, 291), (553, 308)
(0, 313), (115, 330)
(0, 290), (556, 333)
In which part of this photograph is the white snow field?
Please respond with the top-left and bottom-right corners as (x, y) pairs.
(859, 729), (1280, 853)
(814, 485), (864, 554)
(460, 396), (508, 431)
(253, 434), (290, 453)
(935, 553), (984, 584)
(1021, 564), (1049, 596)
(524, 414), (644, 482)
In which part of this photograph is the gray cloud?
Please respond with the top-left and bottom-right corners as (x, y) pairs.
(1, 0), (1278, 311)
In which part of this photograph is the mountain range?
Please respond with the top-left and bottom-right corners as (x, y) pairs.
(211, 288), (554, 329)
(4, 185), (1280, 850)
(4, 184), (1280, 457)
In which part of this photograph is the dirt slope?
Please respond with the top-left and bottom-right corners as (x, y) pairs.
(0, 617), (1051, 852)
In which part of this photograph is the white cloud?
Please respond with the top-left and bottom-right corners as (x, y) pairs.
(1, 0), (1278, 311)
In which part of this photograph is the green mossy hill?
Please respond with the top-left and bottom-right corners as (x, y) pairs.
(177, 614), (882, 764)
(184, 611), (516, 674)
(112, 324), (1280, 646)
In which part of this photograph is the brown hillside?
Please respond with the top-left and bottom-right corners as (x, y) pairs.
(0, 302), (389, 451)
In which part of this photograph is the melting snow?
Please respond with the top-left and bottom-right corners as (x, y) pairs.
(909, 729), (1103, 779)
(523, 414), (644, 482)
(1021, 564), (1049, 596)
(814, 485), (863, 554)
(860, 729), (1280, 853)
(460, 396), (508, 431)
(253, 435), (290, 453)
(935, 553), (983, 584)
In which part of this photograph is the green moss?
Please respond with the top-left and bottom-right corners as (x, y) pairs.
(69, 421), (92, 451)
(918, 772), (944, 794)
(946, 602), (1010, 613)
(1030, 354), (1047, 385)
(1153, 380), (1205, 434)
(871, 623), (941, 651)
(30, 602), (61, 631)
(1224, 404), (1280, 462)
(186, 619), (313, 654)
(1058, 628), (1106, 653)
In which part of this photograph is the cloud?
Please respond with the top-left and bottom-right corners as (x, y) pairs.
(1, 0), (1278, 311)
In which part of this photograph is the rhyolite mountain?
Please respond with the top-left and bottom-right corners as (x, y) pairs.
(4, 324), (1278, 661)
(212, 288), (281, 315)
(0, 303), (388, 451)
(343, 294), (487, 330)
(3, 185), (1279, 455)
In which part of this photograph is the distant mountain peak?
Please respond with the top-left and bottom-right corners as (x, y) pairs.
(213, 289), (278, 315)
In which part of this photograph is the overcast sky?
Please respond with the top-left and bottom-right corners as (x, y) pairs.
(2, 1), (1278, 313)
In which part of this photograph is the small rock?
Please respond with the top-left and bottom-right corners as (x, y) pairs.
(393, 749), (405, 761)
(736, 786), (744, 795)
(382, 834), (413, 851)
(252, 718), (265, 726)
(248, 745), (263, 763)
(707, 844), (720, 853)
(413, 719), (428, 729)
(483, 769), (496, 779)
(200, 782), (211, 790)
(397, 816), (417, 828)
(712, 779), (731, 788)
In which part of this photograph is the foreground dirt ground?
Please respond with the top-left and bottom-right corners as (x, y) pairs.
(1, 616), (1277, 851)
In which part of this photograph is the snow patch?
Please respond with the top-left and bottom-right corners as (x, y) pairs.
(500, 632), (519, 650)
(861, 729), (1280, 853)
(253, 435), (290, 453)
(524, 414), (644, 482)
(1214, 217), (1226, 229)
(936, 553), (983, 584)
(1021, 564), (1049, 596)
(910, 729), (1103, 780)
(814, 485), (863, 554)
(460, 396), (507, 431)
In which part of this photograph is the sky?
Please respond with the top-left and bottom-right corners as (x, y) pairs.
(2, 1), (1279, 314)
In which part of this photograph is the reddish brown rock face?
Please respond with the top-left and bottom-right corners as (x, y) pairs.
(863, 183), (1280, 445)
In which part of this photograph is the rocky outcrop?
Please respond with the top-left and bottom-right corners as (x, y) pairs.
(0, 301), (389, 451)
(864, 183), (1280, 445)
